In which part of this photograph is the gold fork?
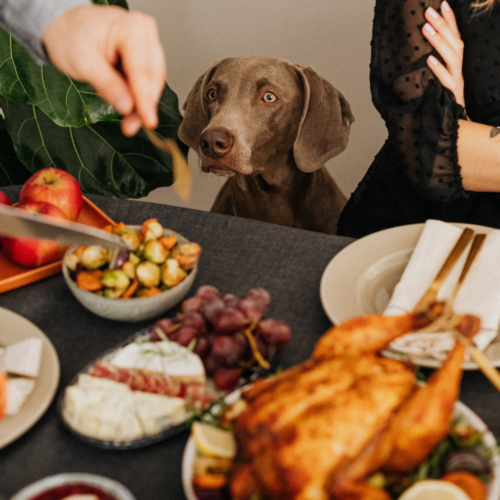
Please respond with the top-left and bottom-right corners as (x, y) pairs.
(417, 232), (500, 391)
(143, 128), (192, 201)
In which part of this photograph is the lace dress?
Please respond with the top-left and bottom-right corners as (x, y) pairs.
(337, 0), (500, 238)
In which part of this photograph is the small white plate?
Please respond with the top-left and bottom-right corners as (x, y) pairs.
(320, 223), (500, 369)
(0, 307), (60, 449)
(181, 401), (500, 500)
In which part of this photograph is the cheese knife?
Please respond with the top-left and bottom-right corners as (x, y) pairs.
(0, 203), (128, 249)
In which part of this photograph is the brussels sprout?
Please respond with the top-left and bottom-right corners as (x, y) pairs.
(143, 240), (168, 264)
(161, 258), (188, 288)
(171, 242), (202, 270)
(144, 221), (164, 241)
(81, 245), (108, 269)
(65, 253), (80, 272)
(129, 252), (141, 265)
(136, 261), (161, 288)
(119, 231), (141, 252)
(101, 270), (130, 290)
(122, 261), (136, 279)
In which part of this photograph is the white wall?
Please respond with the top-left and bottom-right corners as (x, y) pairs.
(129, 0), (388, 211)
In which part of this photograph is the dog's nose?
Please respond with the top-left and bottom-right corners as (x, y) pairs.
(200, 128), (234, 158)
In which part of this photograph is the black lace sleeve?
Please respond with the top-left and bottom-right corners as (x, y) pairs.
(371, 0), (468, 201)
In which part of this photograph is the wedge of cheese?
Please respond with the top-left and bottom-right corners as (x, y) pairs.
(134, 390), (186, 434)
(110, 339), (205, 385)
(4, 337), (43, 378)
(5, 378), (36, 416)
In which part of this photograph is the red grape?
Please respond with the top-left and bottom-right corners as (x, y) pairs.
(212, 308), (246, 333)
(203, 352), (219, 376)
(213, 367), (241, 392)
(212, 335), (247, 367)
(182, 311), (206, 331)
(243, 288), (271, 311)
(175, 326), (200, 346)
(151, 318), (176, 340)
(238, 297), (262, 322)
(182, 295), (203, 313)
(196, 285), (220, 300)
(259, 319), (291, 346)
(200, 297), (225, 323)
(193, 336), (210, 359)
(222, 293), (239, 308)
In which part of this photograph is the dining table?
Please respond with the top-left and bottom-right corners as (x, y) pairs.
(1, 185), (499, 500)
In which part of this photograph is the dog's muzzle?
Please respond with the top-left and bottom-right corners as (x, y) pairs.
(200, 127), (235, 159)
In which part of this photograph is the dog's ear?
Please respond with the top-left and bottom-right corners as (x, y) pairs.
(178, 62), (220, 151)
(293, 66), (355, 173)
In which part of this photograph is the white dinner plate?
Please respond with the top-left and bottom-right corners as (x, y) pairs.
(181, 400), (500, 500)
(0, 307), (60, 449)
(320, 223), (500, 369)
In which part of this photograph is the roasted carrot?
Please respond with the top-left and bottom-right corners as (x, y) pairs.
(141, 218), (158, 236)
(102, 225), (114, 233)
(122, 279), (139, 299)
(76, 270), (103, 292)
(0, 372), (7, 420)
(442, 471), (487, 500)
(192, 474), (228, 490)
(160, 235), (177, 250)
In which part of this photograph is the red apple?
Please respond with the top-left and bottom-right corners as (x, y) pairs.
(0, 190), (11, 205)
(20, 168), (83, 221)
(0, 202), (69, 267)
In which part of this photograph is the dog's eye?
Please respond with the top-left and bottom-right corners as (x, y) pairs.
(263, 92), (277, 103)
(207, 89), (218, 101)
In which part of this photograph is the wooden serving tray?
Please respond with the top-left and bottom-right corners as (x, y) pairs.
(0, 197), (115, 294)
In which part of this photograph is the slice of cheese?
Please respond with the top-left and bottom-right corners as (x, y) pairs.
(110, 339), (205, 384)
(5, 378), (36, 416)
(133, 391), (186, 435)
(4, 337), (43, 378)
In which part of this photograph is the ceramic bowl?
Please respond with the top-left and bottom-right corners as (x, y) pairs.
(10, 473), (135, 500)
(62, 227), (197, 322)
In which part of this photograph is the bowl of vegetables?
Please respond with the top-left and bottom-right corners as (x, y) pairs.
(62, 219), (201, 322)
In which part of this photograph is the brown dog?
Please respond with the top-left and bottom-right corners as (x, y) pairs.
(178, 56), (354, 234)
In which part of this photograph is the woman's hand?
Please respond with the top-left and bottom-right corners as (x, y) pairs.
(422, 1), (465, 107)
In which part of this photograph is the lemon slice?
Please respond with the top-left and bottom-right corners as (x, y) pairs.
(191, 422), (236, 458)
(399, 480), (472, 500)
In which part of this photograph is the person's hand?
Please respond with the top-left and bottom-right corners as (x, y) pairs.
(42, 4), (166, 137)
(422, 1), (465, 107)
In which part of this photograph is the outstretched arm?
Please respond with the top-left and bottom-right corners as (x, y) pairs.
(423, 2), (500, 192)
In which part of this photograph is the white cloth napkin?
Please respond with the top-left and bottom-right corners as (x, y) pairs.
(385, 219), (500, 359)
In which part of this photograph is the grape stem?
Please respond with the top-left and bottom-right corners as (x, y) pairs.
(242, 325), (270, 370)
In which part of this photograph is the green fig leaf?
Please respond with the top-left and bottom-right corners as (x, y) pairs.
(0, 0), (127, 128)
(0, 84), (185, 198)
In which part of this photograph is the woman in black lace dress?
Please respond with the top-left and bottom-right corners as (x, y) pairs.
(337, 0), (500, 238)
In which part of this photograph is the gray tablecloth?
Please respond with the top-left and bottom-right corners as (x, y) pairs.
(0, 187), (498, 500)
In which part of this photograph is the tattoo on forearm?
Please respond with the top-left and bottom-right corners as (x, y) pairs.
(490, 127), (500, 139)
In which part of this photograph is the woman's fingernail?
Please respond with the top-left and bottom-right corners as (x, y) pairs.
(427, 7), (440, 19)
(428, 55), (439, 66)
(424, 23), (437, 35)
(442, 1), (452, 12)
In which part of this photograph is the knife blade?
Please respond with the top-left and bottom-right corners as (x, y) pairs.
(0, 203), (128, 249)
